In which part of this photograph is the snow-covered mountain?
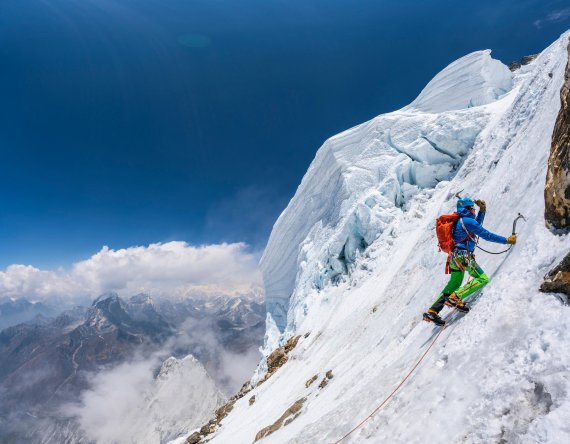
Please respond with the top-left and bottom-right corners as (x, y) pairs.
(0, 296), (58, 330)
(182, 31), (570, 443)
(72, 355), (225, 444)
(148, 356), (225, 442)
(0, 293), (264, 443)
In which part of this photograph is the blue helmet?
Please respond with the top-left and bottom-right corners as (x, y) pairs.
(457, 197), (475, 211)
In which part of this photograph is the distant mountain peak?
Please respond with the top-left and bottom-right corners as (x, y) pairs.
(91, 292), (121, 307)
(129, 293), (153, 304)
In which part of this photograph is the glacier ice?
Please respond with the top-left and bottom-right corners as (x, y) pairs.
(261, 50), (511, 333)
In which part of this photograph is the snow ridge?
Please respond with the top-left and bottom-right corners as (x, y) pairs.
(406, 50), (513, 113)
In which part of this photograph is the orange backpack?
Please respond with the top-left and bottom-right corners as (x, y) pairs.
(436, 213), (460, 254)
(436, 213), (476, 273)
(436, 213), (461, 273)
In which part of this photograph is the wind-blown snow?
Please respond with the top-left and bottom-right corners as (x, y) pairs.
(198, 31), (570, 444)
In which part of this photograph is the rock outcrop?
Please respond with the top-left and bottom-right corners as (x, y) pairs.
(305, 374), (318, 388)
(185, 381), (254, 443)
(259, 335), (301, 384)
(318, 370), (334, 389)
(254, 398), (307, 442)
(508, 54), (539, 71)
(545, 39), (570, 229)
(540, 252), (570, 302)
(186, 432), (202, 444)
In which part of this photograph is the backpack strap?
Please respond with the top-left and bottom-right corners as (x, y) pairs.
(458, 217), (478, 244)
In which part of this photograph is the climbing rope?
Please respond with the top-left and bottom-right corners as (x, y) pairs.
(475, 244), (511, 255)
(333, 308), (457, 444)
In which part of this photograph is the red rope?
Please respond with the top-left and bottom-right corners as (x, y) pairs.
(333, 309), (455, 443)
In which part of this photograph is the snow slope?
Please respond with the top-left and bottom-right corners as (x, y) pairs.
(206, 32), (570, 443)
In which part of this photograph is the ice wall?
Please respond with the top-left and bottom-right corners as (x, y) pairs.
(261, 51), (512, 332)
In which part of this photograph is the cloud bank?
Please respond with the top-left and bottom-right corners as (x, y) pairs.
(0, 241), (262, 302)
(63, 326), (259, 443)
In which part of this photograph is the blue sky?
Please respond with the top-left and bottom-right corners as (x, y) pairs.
(1, 0), (569, 268)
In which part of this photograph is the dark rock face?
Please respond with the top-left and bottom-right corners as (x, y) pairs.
(305, 374), (318, 388)
(318, 370), (334, 389)
(540, 252), (570, 302)
(545, 39), (570, 230)
(521, 54), (539, 65)
(508, 54), (539, 71)
(508, 61), (522, 71)
(187, 431), (202, 444)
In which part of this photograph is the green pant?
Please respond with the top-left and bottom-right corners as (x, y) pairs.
(430, 250), (490, 313)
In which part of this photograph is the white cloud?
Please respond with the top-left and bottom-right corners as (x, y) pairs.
(0, 241), (262, 302)
(534, 8), (570, 29)
(63, 349), (226, 444)
(65, 358), (155, 444)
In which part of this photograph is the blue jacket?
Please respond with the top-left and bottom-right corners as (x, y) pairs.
(453, 208), (507, 252)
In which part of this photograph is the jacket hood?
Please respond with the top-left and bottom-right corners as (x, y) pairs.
(458, 207), (476, 219)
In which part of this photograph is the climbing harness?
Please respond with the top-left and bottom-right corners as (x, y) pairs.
(450, 248), (475, 271)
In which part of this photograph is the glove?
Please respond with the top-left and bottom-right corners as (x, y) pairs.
(474, 199), (486, 212)
(506, 234), (517, 244)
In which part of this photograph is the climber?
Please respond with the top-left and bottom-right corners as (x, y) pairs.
(423, 197), (517, 326)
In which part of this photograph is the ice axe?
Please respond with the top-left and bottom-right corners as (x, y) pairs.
(476, 212), (526, 255)
(512, 213), (527, 235)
